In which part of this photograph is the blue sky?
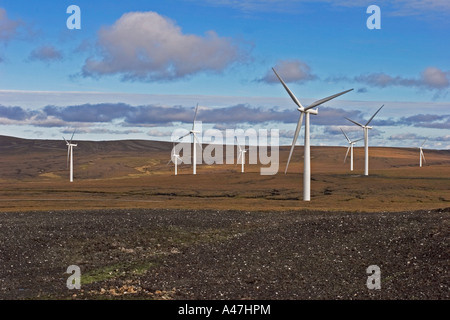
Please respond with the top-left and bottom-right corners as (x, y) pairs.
(0, 0), (449, 148)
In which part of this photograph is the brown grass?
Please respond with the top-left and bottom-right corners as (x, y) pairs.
(0, 136), (449, 212)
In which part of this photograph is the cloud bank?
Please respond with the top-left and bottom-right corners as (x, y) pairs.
(1, 103), (448, 131)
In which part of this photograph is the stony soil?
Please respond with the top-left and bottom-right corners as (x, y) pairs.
(0, 208), (448, 300)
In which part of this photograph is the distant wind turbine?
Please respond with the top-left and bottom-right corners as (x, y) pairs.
(168, 143), (182, 175)
(419, 139), (427, 167)
(340, 128), (363, 171)
(63, 130), (77, 182)
(345, 105), (384, 176)
(273, 67), (353, 201)
(235, 137), (248, 173)
(178, 104), (202, 175)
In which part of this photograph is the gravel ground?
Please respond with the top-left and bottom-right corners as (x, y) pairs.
(0, 208), (448, 300)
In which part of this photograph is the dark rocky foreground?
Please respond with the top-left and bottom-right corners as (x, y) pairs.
(0, 208), (448, 300)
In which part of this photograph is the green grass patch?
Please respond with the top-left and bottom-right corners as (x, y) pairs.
(81, 261), (158, 285)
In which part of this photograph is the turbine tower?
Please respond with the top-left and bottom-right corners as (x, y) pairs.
(273, 67), (353, 201)
(235, 137), (248, 173)
(340, 128), (363, 171)
(178, 104), (202, 175)
(345, 105), (384, 176)
(419, 139), (427, 167)
(63, 130), (77, 183)
(168, 143), (182, 175)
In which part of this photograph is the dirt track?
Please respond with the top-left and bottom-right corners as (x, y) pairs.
(0, 207), (448, 300)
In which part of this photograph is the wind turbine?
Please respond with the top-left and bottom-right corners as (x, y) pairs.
(419, 139), (427, 167)
(340, 128), (363, 171)
(63, 130), (77, 182)
(168, 143), (182, 175)
(235, 137), (248, 173)
(178, 104), (202, 175)
(345, 105), (384, 176)
(273, 67), (353, 201)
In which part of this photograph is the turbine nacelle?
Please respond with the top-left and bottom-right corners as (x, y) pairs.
(297, 106), (319, 115)
(304, 108), (318, 115)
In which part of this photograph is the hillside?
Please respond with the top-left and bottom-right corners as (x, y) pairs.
(0, 135), (449, 212)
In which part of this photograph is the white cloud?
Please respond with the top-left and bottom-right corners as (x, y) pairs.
(389, 133), (425, 141)
(82, 11), (243, 81)
(0, 8), (22, 42)
(421, 67), (450, 89)
(28, 45), (63, 62)
(147, 129), (173, 137)
(335, 67), (450, 91)
(260, 59), (317, 84)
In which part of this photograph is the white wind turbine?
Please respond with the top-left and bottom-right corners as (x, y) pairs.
(235, 137), (248, 173)
(418, 139), (427, 167)
(178, 104), (202, 175)
(340, 128), (363, 171)
(168, 143), (182, 175)
(273, 67), (353, 201)
(345, 105), (384, 176)
(63, 130), (77, 183)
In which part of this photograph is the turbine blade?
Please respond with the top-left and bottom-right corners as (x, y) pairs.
(421, 138), (427, 147)
(193, 133), (202, 149)
(353, 138), (364, 143)
(67, 146), (70, 168)
(365, 104), (384, 126)
(237, 151), (242, 164)
(172, 143), (177, 156)
(340, 128), (351, 143)
(344, 146), (350, 163)
(285, 112), (304, 174)
(345, 117), (364, 128)
(272, 68), (304, 110)
(168, 145), (176, 165)
(305, 89), (353, 111)
(235, 136), (242, 150)
(421, 150), (426, 163)
(177, 132), (191, 141)
(70, 129), (76, 143)
(192, 103), (199, 130)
